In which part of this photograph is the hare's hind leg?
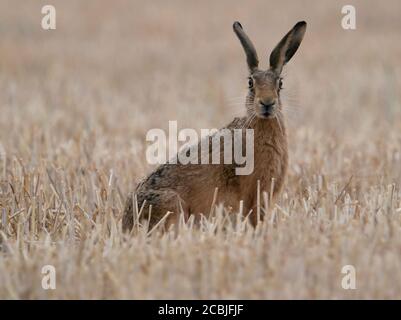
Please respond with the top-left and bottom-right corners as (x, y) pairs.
(122, 192), (136, 232)
(122, 189), (188, 233)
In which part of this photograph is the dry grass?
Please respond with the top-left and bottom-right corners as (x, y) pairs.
(0, 0), (401, 299)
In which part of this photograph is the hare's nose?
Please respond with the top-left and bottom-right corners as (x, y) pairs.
(259, 101), (276, 116)
(260, 101), (275, 108)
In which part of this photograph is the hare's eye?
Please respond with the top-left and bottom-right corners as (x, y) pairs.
(278, 78), (283, 91)
(248, 78), (254, 89)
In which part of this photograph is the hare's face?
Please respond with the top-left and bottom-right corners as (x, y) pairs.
(233, 21), (306, 119)
(247, 69), (282, 119)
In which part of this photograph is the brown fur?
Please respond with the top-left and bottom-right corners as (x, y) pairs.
(123, 21), (307, 231)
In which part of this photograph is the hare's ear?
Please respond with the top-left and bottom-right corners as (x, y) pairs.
(269, 21), (306, 75)
(233, 21), (259, 73)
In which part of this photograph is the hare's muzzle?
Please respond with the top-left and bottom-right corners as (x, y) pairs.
(259, 100), (276, 118)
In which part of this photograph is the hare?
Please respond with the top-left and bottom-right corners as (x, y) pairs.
(123, 21), (307, 232)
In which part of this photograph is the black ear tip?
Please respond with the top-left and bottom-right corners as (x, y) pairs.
(295, 21), (307, 29)
(233, 21), (243, 30)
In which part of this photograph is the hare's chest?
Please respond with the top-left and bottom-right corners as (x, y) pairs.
(250, 141), (288, 188)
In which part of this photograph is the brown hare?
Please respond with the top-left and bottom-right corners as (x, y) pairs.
(123, 21), (307, 232)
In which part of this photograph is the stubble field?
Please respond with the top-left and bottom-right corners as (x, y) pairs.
(0, 0), (401, 299)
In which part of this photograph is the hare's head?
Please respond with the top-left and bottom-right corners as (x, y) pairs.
(233, 21), (306, 119)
